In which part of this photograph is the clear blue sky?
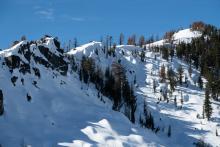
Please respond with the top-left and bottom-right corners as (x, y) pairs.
(0, 0), (219, 49)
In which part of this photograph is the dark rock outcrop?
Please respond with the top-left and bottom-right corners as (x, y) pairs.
(33, 67), (41, 78)
(11, 76), (18, 86)
(5, 55), (20, 69)
(38, 45), (68, 75)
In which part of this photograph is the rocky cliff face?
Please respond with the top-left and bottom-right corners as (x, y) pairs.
(1, 36), (68, 77)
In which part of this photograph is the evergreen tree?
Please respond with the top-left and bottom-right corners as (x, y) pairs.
(143, 101), (154, 130)
(153, 79), (156, 93)
(111, 62), (125, 110)
(127, 34), (136, 45)
(139, 35), (145, 48)
(160, 64), (166, 83)
(0, 90), (4, 115)
(21, 35), (27, 41)
(73, 38), (78, 48)
(198, 75), (203, 89)
(167, 125), (171, 137)
(161, 46), (169, 61)
(188, 64), (192, 78)
(139, 114), (144, 127)
(177, 65), (184, 85)
(167, 67), (176, 92)
(180, 91), (184, 105)
(140, 50), (145, 62)
(203, 87), (212, 120)
(174, 96), (177, 107)
(119, 33), (124, 45)
(109, 36), (113, 49)
(170, 48), (175, 61)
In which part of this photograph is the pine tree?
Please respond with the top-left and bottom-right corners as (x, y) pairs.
(73, 38), (78, 48)
(139, 35), (145, 48)
(198, 75), (203, 89)
(167, 68), (176, 92)
(140, 50), (145, 62)
(129, 84), (137, 123)
(142, 101), (154, 130)
(188, 64), (192, 78)
(111, 62), (125, 110)
(161, 46), (169, 61)
(131, 34), (136, 46)
(174, 96), (177, 107)
(109, 36), (113, 49)
(180, 92), (183, 105)
(0, 90), (4, 115)
(177, 65), (184, 85)
(216, 129), (218, 136)
(134, 74), (136, 85)
(202, 105), (205, 119)
(170, 48), (174, 61)
(21, 35), (27, 41)
(167, 125), (171, 137)
(160, 64), (166, 83)
(203, 87), (212, 120)
(139, 114), (143, 127)
(153, 79), (156, 93)
(119, 33), (124, 45)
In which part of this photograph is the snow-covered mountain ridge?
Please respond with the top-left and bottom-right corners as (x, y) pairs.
(147, 28), (202, 47)
(0, 28), (219, 147)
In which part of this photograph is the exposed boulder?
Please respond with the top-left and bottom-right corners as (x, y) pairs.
(26, 93), (32, 102)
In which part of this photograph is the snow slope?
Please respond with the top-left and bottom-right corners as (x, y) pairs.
(0, 28), (219, 147)
(66, 29), (220, 146)
(0, 38), (164, 147)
